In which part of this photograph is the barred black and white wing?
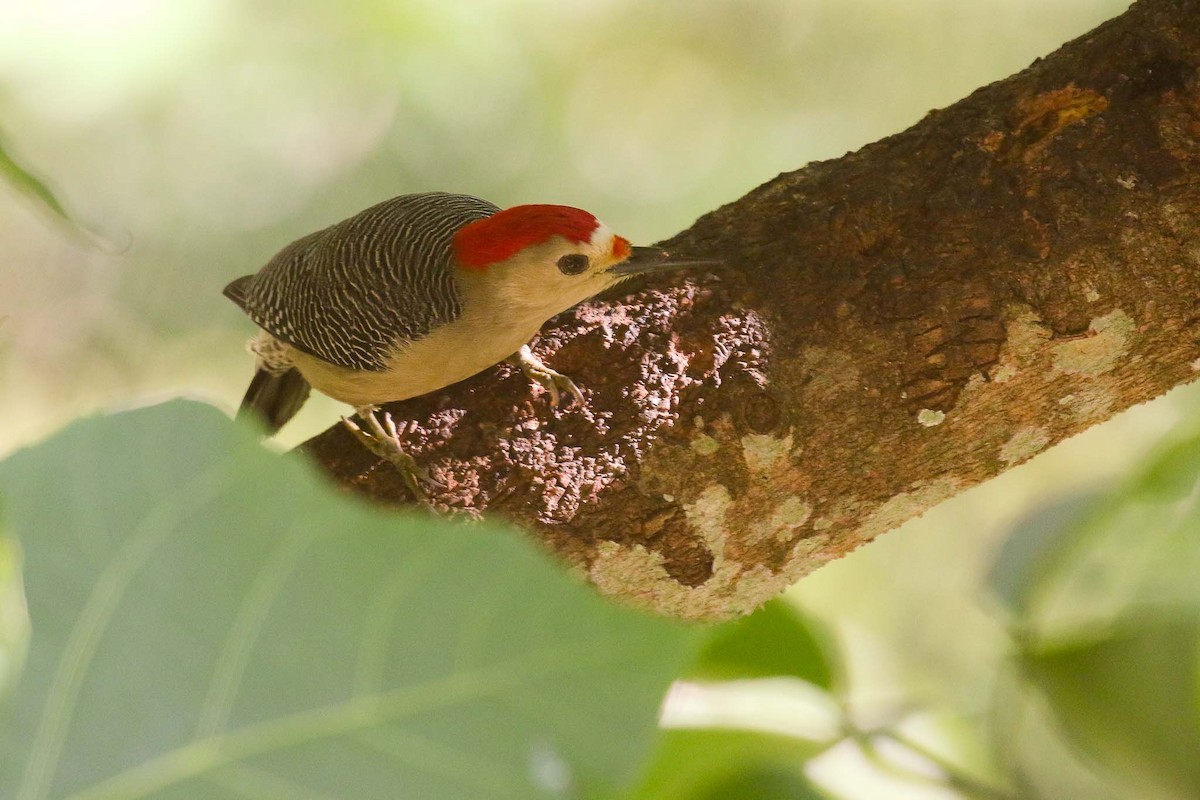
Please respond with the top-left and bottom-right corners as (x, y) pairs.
(224, 192), (499, 371)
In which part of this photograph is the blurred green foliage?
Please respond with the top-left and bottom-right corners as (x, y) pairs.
(0, 130), (71, 226)
(1021, 623), (1200, 799)
(991, 425), (1200, 799)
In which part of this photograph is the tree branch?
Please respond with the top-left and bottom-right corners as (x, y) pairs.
(304, 0), (1200, 619)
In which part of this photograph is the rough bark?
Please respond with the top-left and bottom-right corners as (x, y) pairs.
(305, 0), (1200, 620)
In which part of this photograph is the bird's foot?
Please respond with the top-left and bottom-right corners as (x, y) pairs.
(342, 408), (444, 501)
(509, 344), (585, 408)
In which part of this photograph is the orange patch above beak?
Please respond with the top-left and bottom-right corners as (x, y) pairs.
(611, 235), (632, 261)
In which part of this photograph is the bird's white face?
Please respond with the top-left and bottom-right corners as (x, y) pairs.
(476, 222), (633, 319)
(453, 203), (715, 334)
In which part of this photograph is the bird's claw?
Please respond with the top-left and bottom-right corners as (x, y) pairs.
(527, 366), (584, 408)
(342, 410), (445, 500)
(511, 346), (585, 408)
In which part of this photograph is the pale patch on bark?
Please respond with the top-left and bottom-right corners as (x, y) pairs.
(768, 497), (813, 542)
(1000, 425), (1052, 466)
(1006, 306), (1054, 358)
(589, 482), (796, 619)
(588, 543), (684, 614)
(991, 364), (1018, 383)
(1052, 309), (1135, 376)
(917, 409), (946, 427)
(741, 431), (794, 474)
(852, 477), (964, 546)
(690, 433), (720, 456)
(1058, 383), (1117, 423)
(684, 484), (734, 552)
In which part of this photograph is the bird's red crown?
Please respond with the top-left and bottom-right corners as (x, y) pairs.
(453, 204), (601, 270)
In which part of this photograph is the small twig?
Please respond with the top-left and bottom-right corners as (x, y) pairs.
(845, 721), (1016, 800)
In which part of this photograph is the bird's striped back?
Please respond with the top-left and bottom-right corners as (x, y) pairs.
(225, 192), (499, 371)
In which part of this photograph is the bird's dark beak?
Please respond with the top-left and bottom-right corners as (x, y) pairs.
(607, 246), (722, 276)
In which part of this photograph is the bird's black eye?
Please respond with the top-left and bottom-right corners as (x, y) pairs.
(556, 254), (589, 275)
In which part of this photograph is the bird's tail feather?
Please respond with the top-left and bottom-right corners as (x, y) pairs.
(237, 367), (311, 435)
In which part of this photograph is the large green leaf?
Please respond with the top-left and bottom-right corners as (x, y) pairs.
(0, 400), (701, 800)
(627, 729), (828, 800)
(1020, 620), (1200, 799)
(695, 765), (827, 800)
(687, 600), (836, 689)
(620, 601), (840, 799)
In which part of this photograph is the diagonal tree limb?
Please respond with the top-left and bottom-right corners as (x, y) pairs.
(304, 0), (1200, 620)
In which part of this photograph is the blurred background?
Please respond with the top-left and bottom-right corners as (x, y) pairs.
(8, 0), (1200, 798)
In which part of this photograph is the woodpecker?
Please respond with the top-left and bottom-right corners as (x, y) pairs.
(225, 191), (715, 497)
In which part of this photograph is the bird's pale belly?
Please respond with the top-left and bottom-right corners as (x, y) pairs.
(288, 319), (542, 408)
